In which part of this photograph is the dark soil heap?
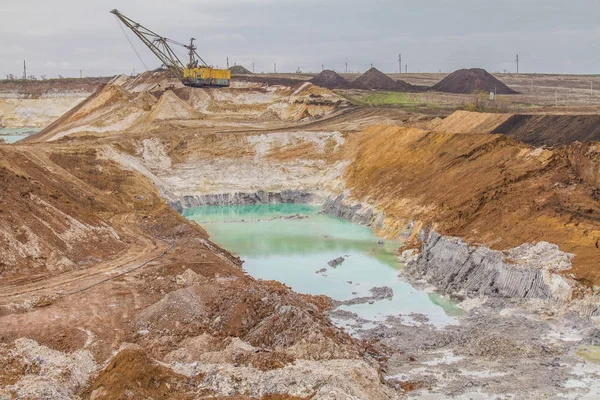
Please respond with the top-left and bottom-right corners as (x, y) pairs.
(346, 67), (415, 91)
(229, 65), (252, 74)
(310, 70), (349, 89)
(431, 68), (518, 94)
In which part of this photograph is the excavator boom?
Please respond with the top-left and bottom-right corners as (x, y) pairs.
(111, 9), (230, 88)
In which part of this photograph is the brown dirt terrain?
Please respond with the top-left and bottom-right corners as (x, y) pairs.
(0, 137), (379, 398)
(342, 125), (600, 284)
(3, 71), (600, 398)
(0, 77), (112, 98)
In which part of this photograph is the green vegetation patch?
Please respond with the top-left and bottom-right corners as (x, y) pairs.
(359, 91), (416, 106)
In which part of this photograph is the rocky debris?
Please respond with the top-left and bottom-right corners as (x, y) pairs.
(310, 70), (349, 89)
(1, 339), (96, 400)
(328, 309), (364, 321)
(135, 286), (210, 331)
(431, 68), (518, 94)
(370, 286), (394, 299)
(351, 296), (600, 399)
(335, 286), (394, 306)
(327, 256), (345, 267)
(405, 231), (574, 301)
(506, 241), (574, 271)
(228, 65), (252, 75)
(399, 249), (418, 264)
(171, 358), (396, 399)
(175, 268), (206, 286)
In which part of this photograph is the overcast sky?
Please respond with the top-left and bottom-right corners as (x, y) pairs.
(1, 0), (598, 78)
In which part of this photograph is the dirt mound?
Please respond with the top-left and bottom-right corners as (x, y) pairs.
(431, 68), (518, 94)
(229, 65), (252, 75)
(135, 286), (208, 330)
(146, 90), (204, 121)
(117, 71), (181, 93)
(310, 70), (348, 89)
(85, 349), (192, 399)
(346, 68), (414, 91)
(130, 91), (158, 111)
(493, 114), (600, 146)
(432, 110), (513, 133)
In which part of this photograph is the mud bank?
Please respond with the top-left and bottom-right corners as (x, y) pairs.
(347, 297), (600, 399)
(170, 190), (318, 213)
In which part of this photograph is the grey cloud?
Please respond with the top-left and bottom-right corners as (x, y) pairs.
(0, 0), (598, 77)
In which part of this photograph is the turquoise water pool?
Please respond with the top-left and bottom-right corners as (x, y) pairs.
(184, 203), (457, 326)
(0, 127), (40, 143)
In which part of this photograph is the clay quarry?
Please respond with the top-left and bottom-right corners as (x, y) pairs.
(2, 10), (600, 398)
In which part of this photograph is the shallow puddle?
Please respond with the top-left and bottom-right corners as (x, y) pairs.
(0, 127), (40, 143)
(184, 203), (457, 326)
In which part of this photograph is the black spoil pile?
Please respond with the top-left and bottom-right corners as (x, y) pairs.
(228, 65), (252, 74)
(309, 70), (349, 89)
(346, 67), (416, 91)
(431, 68), (518, 94)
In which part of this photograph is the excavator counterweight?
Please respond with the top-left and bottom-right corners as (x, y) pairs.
(111, 9), (230, 88)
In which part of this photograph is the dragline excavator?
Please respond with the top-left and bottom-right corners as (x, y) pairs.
(110, 9), (230, 88)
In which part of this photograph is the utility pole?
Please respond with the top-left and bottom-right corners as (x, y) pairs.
(274, 63), (276, 73)
(405, 64), (407, 74)
(226, 57), (229, 69)
(345, 63), (348, 73)
(80, 70), (83, 79)
(515, 54), (519, 74)
(398, 54), (401, 74)
(23, 60), (26, 80)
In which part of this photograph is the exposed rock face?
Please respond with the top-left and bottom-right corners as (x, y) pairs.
(322, 194), (385, 229)
(170, 190), (317, 212)
(405, 231), (574, 301)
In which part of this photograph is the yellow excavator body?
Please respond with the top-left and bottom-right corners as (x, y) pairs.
(183, 67), (231, 87)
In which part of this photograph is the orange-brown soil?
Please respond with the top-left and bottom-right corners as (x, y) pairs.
(342, 125), (600, 284)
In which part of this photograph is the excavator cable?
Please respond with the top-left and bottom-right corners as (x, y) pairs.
(114, 15), (149, 72)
